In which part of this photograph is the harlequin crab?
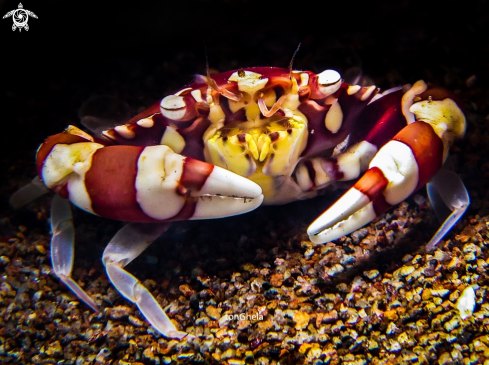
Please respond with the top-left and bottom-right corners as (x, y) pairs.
(11, 66), (469, 339)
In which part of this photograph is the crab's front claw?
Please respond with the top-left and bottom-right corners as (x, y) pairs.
(37, 129), (263, 222)
(308, 120), (449, 244)
(184, 159), (264, 219)
(307, 167), (388, 244)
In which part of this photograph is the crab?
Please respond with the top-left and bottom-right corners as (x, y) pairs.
(11, 66), (469, 339)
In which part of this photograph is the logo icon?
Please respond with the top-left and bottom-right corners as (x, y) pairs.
(3, 3), (38, 31)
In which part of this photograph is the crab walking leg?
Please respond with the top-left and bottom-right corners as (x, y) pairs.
(9, 176), (50, 209)
(50, 194), (100, 312)
(102, 222), (187, 339)
(426, 168), (470, 251)
(308, 120), (448, 244)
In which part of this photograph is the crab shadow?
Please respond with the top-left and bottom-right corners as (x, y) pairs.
(107, 190), (440, 304)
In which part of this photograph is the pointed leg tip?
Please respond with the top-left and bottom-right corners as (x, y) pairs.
(59, 275), (100, 313)
(167, 330), (190, 340)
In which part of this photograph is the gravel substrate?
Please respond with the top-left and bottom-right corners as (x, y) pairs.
(2, 1), (489, 364)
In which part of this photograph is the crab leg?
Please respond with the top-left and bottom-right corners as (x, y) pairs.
(102, 222), (188, 339)
(9, 176), (50, 209)
(426, 166), (470, 251)
(50, 194), (100, 312)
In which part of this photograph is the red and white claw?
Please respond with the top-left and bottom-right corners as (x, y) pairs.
(37, 129), (264, 223)
(308, 112), (466, 244)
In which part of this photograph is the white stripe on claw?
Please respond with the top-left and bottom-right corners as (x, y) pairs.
(192, 194), (264, 219)
(136, 145), (186, 220)
(368, 141), (418, 205)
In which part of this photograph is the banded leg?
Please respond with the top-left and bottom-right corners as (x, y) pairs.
(50, 194), (100, 312)
(294, 140), (378, 193)
(102, 222), (187, 339)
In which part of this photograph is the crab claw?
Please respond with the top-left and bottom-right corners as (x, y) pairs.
(38, 133), (263, 223)
(308, 120), (447, 244)
(308, 167), (388, 244)
(183, 158), (264, 219)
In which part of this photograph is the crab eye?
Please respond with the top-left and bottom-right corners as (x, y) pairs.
(317, 69), (342, 97)
(160, 95), (187, 121)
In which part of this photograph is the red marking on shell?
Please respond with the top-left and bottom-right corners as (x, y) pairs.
(320, 158), (344, 181)
(165, 158), (214, 221)
(393, 121), (443, 191)
(237, 133), (246, 143)
(196, 102), (210, 117)
(178, 117), (211, 161)
(298, 85), (311, 102)
(269, 132), (279, 142)
(298, 100), (330, 156)
(352, 166), (391, 216)
(180, 158), (214, 192)
(85, 146), (158, 222)
(300, 84), (378, 158)
(372, 190), (393, 216)
(360, 90), (406, 148)
(168, 200), (197, 221)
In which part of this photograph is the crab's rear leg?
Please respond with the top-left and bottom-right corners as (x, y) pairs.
(102, 222), (187, 339)
(426, 165), (470, 251)
(50, 194), (100, 312)
(308, 82), (467, 245)
(10, 176), (50, 209)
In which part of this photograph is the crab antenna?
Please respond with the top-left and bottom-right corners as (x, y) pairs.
(204, 42), (211, 79)
(289, 43), (302, 71)
(199, 43), (242, 102)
